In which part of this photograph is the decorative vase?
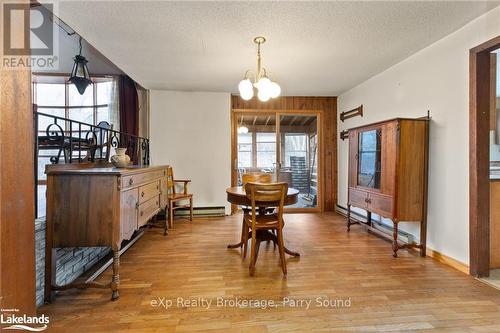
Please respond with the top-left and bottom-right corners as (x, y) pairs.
(111, 148), (131, 168)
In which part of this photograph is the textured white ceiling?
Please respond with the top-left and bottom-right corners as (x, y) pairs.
(55, 1), (499, 95)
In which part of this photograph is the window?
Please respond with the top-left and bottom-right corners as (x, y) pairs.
(33, 76), (120, 217)
(256, 132), (276, 168)
(33, 75), (119, 131)
(237, 133), (253, 167)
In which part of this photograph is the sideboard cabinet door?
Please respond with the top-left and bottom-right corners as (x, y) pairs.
(120, 188), (138, 242)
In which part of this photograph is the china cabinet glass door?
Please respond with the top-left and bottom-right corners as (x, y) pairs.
(357, 129), (382, 189)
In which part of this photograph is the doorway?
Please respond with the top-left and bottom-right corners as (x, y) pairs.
(232, 111), (322, 211)
(469, 35), (500, 278)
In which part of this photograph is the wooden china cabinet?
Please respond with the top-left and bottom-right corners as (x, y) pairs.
(347, 117), (429, 257)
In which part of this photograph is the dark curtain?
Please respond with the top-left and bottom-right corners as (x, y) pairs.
(119, 75), (139, 162)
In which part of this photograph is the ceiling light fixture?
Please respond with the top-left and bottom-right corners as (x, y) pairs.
(68, 36), (92, 95)
(237, 117), (249, 134)
(237, 126), (249, 134)
(238, 36), (281, 102)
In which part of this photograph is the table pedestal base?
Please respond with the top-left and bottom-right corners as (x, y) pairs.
(228, 229), (300, 257)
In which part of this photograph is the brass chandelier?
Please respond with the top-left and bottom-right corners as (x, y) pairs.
(238, 36), (281, 101)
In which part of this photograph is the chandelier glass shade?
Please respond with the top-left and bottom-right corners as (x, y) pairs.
(238, 36), (281, 102)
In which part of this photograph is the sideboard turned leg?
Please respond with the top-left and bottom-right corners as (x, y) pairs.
(111, 250), (120, 301)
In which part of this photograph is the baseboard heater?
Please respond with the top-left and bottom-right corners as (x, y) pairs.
(161, 206), (226, 218)
(335, 205), (414, 245)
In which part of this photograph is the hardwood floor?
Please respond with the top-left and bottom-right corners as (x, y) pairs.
(39, 213), (500, 332)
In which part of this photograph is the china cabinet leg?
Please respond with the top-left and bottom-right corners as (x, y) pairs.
(392, 221), (399, 258)
(347, 205), (351, 232)
(420, 217), (427, 257)
(111, 250), (120, 301)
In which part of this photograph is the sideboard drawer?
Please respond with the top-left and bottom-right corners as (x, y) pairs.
(139, 180), (160, 204)
(138, 195), (161, 227)
(367, 193), (394, 218)
(348, 187), (368, 209)
(122, 169), (167, 190)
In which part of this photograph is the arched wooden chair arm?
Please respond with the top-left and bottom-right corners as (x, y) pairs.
(174, 179), (191, 194)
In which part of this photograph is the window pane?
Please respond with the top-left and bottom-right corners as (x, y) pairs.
(37, 109), (65, 132)
(96, 106), (110, 125)
(35, 83), (65, 106)
(69, 83), (93, 106)
(37, 157), (52, 180)
(257, 132), (275, 143)
(238, 143), (252, 152)
(256, 132), (276, 168)
(237, 133), (253, 168)
(69, 108), (93, 124)
(257, 152), (276, 168)
(237, 152), (252, 167)
(257, 142), (275, 152)
(238, 132), (252, 144)
(96, 81), (113, 105)
(283, 134), (307, 167)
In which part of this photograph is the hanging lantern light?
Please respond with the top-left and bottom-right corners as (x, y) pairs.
(68, 37), (92, 95)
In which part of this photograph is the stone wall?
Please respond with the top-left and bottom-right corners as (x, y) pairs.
(35, 218), (110, 306)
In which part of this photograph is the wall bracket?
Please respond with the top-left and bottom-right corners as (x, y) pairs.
(340, 105), (363, 122)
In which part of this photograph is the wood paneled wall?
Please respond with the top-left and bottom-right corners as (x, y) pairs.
(0, 23), (36, 314)
(231, 96), (338, 211)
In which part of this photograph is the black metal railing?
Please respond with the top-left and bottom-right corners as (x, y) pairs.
(34, 111), (150, 217)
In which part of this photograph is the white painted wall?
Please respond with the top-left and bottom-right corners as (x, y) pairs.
(150, 91), (232, 214)
(338, 6), (500, 265)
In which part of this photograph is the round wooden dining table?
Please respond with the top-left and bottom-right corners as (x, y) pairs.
(225, 186), (300, 257)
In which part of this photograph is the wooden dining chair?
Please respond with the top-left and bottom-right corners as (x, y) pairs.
(239, 173), (274, 257)
(242, 172), (272, 186)
(165, 166), (193, 234)
(244, 182), (288, 277)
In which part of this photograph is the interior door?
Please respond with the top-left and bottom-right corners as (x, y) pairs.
(277, 114), (320, 209)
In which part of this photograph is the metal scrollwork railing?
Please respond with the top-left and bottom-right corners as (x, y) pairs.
(35, 111), (150, 165)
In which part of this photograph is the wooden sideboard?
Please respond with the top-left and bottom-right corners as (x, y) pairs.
(44, 164), (169, 302)
(347, 117), (429, 257)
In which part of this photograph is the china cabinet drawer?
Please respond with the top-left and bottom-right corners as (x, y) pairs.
(367, 193), (393, 218)
(348, 188), (368, 209)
